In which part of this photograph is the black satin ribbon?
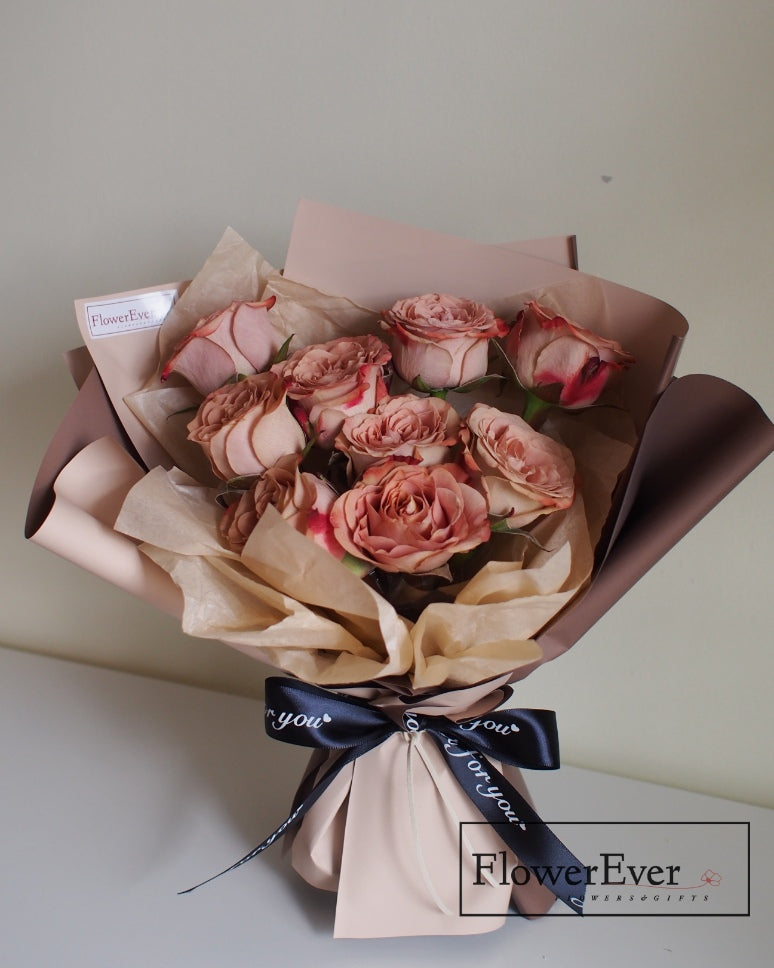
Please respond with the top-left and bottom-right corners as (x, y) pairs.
(181, 676), (585, 915)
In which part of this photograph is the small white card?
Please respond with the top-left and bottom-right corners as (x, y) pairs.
(84, 289), (177, 339)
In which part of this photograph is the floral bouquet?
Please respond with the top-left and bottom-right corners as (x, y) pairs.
(26, 201), (774, 937)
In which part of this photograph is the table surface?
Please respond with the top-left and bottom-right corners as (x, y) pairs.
(1, 644), (770, 967)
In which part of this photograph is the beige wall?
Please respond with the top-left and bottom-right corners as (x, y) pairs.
(3, 1), (772, 805)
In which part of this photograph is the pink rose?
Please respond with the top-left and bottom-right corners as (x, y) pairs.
(465, 403), (576, 528)
(381, 292), (507, 389)
(187, 371), (305, 481)
(162, 296), (279, 395)
(275, 334), (392, 446)
(330, 459), (490, 574)
(219, 454), (344, 558)
(335, 393), (462, 476)
(503, 300), (635, 409)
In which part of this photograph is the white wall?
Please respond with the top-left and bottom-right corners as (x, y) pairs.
(3, 1), (772, 805)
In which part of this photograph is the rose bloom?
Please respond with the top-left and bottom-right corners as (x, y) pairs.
(335, 393), (462, 476)
(187, 370), (305, 481)
(219, 454), (344, 558)
(381, 292), (507, 389)
(330, 459), (490, 574)
(162, 297), (279, 395)
(275, 334), (392, 446)
(466, 403), (576, 528)
(504, 300), (635, 409)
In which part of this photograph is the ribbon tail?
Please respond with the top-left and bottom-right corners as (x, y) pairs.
(178, 739), (378, 894)
(433, 734), (586, 915)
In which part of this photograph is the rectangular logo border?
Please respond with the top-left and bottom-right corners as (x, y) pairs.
(457, 820), (751, 918)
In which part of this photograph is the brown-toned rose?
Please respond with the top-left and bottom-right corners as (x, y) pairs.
(275, 334), (392, 446)
(219, 454), (344, 558)
(330, 459), (490, 573)
(162, 297), (279, 395)
(187, 371), (305, 481)
(334, 393), (462, 476)
(381, 292), (507, 389)
(503, 300), (635, 409)
(465, 403), (575, 528)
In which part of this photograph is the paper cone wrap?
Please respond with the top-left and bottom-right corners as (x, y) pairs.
(25, 202), (774, 937)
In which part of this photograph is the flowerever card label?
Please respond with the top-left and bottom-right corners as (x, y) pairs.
(85, 289), (178, 339)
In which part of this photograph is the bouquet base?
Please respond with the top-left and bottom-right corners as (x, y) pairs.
(287, 735), (556, 938)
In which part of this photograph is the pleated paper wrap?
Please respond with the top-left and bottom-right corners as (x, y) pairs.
(112, 224), (634, 691)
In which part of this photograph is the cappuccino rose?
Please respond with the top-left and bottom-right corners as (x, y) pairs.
(188, 371), (304, 481)
(162, 297), (279, 395)
(466, 403), (576, 528)
(381, 292), (506, 389)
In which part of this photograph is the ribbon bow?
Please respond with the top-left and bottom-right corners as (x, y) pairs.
(182, 676), (585, 915)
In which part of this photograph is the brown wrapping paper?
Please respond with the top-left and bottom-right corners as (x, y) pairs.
(25, 203), (774, 937)
(25, 365), (183, 618)
(530, 372), (774, 672)
(285, 678), (558, 937)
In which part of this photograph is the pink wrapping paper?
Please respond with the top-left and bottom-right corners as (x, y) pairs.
(25, 202), (774, 937)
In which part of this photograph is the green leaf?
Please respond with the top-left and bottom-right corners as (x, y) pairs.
(341, 552), (373, 578)
(215, 477), (253, 508)
(225, 475), (258, 488)
(521, 390), (553, 425)
(300, 416), (320, 459)
(271, 334), (295, 365)
(411, 375), (451, 398)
